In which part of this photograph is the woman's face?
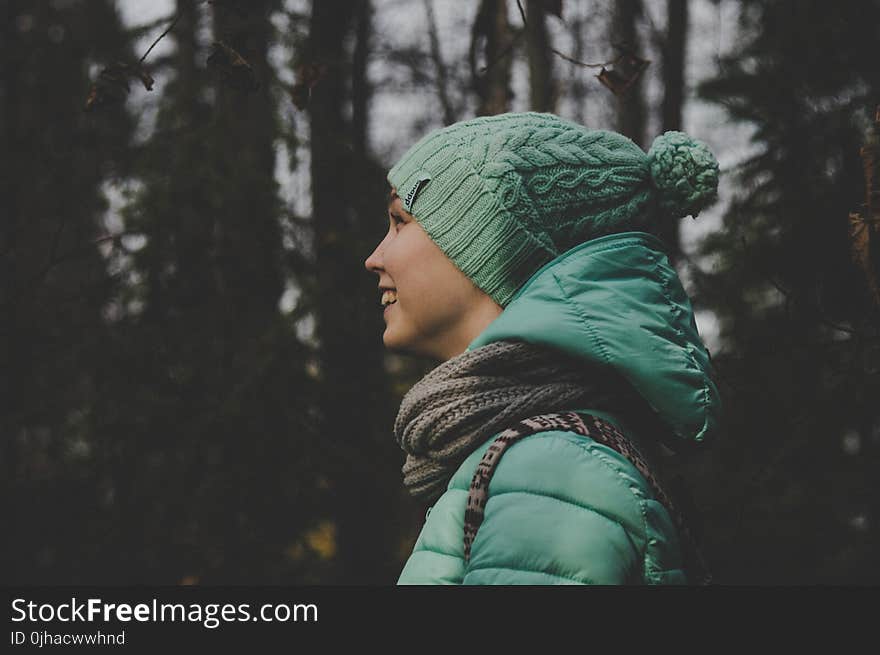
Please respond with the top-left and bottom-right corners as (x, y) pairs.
(364, 189), (503, 361)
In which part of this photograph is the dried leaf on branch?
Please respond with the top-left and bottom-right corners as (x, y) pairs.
(84, 62), (155, 112)
(597, 50), (650, 96)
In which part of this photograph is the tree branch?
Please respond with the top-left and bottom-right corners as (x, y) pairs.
(139, 0), (214, 66)
(422, 0), (456, 125)
(139, 13), (183, 65)
(515, 0), (626, 69)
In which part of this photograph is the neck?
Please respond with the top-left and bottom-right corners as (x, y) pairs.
(438, 299), (504, 360)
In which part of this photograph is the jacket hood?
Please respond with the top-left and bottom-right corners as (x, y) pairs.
(466, 231), (722, 448)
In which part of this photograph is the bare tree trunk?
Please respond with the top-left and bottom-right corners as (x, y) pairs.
(568, 13), (589, 125)
(174, 0), (201, 125)
(144, 0), (203, 324)
(657, 0), (689, 265)
(662, 0), (688, 132)
(211, 0), (283, 319)
(352, 0), (371, 155)
(611, 0), (646, 147)
(424, 0), (456, 125)
(307, 0), (401, 584)
(471, 0), (513, 116)
(525, 0), (555, 112)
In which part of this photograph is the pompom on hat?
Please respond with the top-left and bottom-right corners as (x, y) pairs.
(387, 112), (719, 308)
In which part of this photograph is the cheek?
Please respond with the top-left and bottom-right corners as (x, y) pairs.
(385, 229), (475, 308)
(412, 261), (474, 314)
(384, 232), (427, 283)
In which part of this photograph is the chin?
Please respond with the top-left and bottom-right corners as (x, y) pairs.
(383, 331), (429, 359)
(383, 334), (411, 354)
(382, 328), (406, 352)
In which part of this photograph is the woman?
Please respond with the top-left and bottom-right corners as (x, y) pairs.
(364, 112), (722, 584)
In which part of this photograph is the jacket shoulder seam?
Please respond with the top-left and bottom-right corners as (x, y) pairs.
(550, 272), (613, 364)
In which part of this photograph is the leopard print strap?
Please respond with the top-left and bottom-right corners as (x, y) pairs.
(462, 411), (712, 585)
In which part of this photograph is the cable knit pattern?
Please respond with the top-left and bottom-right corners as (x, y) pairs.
(387, 112), (719, 308)
(648, 131), (720, 218)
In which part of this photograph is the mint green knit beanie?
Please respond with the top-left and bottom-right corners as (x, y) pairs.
(387, 111), (719, 308)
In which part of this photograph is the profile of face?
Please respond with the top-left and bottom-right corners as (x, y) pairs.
(364, 189), (503, 361)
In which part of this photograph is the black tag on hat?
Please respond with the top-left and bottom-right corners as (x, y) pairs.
(403, 173), (431, 213)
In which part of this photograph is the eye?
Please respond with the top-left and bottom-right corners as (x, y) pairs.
(390, 212), (405, 228)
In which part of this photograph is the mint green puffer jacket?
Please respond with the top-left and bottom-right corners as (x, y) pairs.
(397, 231), (722, 585)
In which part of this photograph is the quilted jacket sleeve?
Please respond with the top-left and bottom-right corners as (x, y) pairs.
(397, 430), (687, 585)
(462, 431), (646, 584)
(397, 486), (468, 584)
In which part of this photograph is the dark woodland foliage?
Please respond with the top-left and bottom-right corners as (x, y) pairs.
(1, 0), (878, 584)
(687, 0), (880, 583)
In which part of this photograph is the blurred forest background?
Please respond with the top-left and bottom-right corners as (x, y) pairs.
(2, 0), (879, 584)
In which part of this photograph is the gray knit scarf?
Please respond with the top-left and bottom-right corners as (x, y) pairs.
(393, 338), (660, 501)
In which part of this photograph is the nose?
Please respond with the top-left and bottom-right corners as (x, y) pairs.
(364, 236), (384, 274)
